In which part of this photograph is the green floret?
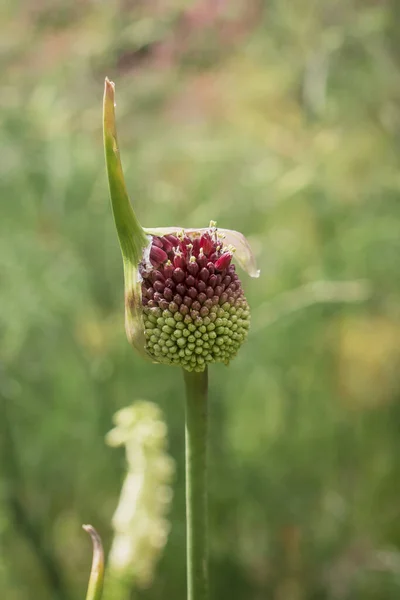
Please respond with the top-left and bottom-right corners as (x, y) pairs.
(143, 299), (250, 372)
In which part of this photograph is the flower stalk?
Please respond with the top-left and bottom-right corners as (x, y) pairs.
(183, 368), (209, 600)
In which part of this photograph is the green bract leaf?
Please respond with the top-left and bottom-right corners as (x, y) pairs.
(103, 78), (150, 359)
(103, 78), (149, 263)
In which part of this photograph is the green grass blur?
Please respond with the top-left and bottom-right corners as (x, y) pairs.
(1, 1), (400, 599)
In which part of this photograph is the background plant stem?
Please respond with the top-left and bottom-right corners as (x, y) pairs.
(183, 368), (209, 600)
(83, 525), (104, 600)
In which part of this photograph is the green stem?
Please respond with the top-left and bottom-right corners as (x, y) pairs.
(183, 368), (209, 600)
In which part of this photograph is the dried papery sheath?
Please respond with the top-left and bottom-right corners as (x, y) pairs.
(103, 79), (259, 371)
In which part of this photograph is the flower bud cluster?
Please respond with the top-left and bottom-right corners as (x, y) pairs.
(139, 225), (250, 371)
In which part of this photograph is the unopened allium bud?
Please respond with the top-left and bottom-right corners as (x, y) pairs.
(103, 80), (259, 372)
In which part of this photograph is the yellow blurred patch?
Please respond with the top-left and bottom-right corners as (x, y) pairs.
(336, 316), (400, 409)
(74, 314), (121, 355)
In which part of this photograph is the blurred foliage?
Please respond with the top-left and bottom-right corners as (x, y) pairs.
(1, 0), (400, 599)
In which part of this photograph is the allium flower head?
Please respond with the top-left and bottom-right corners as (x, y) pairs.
(104, 79), (259, 372)
(140, 225), (253, 371)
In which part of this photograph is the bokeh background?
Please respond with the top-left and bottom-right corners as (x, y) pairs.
(1, 1), (400, 599)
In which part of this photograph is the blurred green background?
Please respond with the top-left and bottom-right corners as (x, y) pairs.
(1, 1), (400, 599)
